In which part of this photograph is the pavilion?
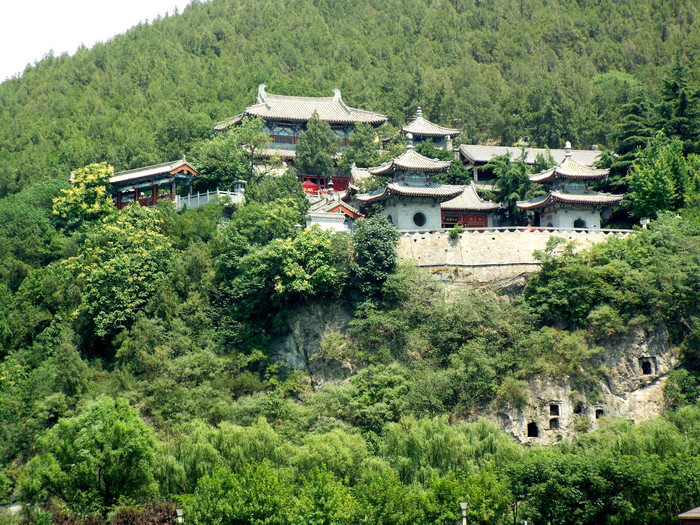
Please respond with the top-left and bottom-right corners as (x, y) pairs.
(401, 107), (461, 150)
(355, 146), (463, 231)
(517, 142), (623, 229)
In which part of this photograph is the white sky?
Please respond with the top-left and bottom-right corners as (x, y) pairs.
(0, 0), (193, 82)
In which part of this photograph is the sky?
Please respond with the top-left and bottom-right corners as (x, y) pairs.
(0, 0), (193, 82)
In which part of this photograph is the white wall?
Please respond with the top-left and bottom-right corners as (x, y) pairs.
(306, 215), (351, 232)
(381, 198), (443, 231)
(541, 208), (601, 229)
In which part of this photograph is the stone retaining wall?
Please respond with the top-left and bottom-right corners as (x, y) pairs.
(398, 228), (630, 283)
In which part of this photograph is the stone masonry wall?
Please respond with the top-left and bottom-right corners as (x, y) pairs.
(397, 229), (629, 283)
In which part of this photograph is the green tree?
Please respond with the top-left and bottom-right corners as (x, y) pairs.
(296, 111), (338, 183)
(626, 134), (700, 218)
(659, 60), (700, 154)
(194, 117), (271, 189)
(64, 204), (174, 339)
(21, 397), (158, 514)
(351, 216), (401, 301)
(487, 153), (533, 225)
(338, 123), (380, 172)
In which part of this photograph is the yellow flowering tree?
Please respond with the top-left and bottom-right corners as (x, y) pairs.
(52, 162), (116, 231)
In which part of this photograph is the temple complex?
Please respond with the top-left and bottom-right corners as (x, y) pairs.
(517, 142), (623, 229)
(354, 146), (463, 231)
(401, 107), (461, 150)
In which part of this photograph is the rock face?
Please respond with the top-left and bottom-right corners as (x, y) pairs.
(272, 301), (354, 386)
(493, 325), (678, 444)
(273, 297), (678, 444)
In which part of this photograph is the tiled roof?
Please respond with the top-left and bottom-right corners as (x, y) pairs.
(110, 159), (197, 185)
(441, 183), (501, 212)
(678, 507), (700, 519)
(308, 195), (362, 217)
(402, 111), (460, 138)
(529, 155), (609, 183)
(357, 182), (463, 203)
(517, 190), (623, 210)
(215, 85), (387, 130)
(213, 113), (244, 132)
(349, 164), (372, 188)
(259, 147), (296, 159)
(370, 147), (452, 175)
(459, 144), (602, 166)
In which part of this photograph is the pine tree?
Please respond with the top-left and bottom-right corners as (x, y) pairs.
(295, 111), (338, 185)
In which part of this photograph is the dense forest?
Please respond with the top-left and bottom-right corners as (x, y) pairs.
(1, 0), (700, 196)
(3, 0), (700, 523)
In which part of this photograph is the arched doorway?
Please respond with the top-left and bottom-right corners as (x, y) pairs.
(573, 218), (587, 229)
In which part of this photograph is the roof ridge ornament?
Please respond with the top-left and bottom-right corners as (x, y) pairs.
(565, 141), (572, 157)
(416, 107), (423, 118)
(333, 88), (352, 115)
(257, 84), (271, 109)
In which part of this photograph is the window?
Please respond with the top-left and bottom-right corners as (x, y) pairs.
(549, 418), (559, 430)
(387, 215), (393, 225)
(413, 212), (427, 227)
(595, 408), (605, 419)
(527, 422), (539, 438)
(639, 357), (656, 375)
(550, 404), (559, 416)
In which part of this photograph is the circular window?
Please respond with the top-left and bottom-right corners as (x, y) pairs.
(413, 212), (427, 227)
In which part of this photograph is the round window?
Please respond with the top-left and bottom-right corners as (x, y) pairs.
(413, 212), (427, 227)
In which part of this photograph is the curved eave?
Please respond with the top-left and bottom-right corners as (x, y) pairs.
(518, 192), (624, 210)
(530, 171), (609, 183)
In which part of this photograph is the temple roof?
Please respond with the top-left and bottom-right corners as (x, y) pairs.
(402, 108), (461, 138)
(214, 84), (387, 130)
(441, 183), (501, 212)
(356, 182), (463, 204)
(517, 190), (623, 210)
(679, 507), (700, 519)
(459, 144), (602, 166)
(370, 147), (453, 175)
(110, 158), (198, 186)
(308, 195), (363, 218)
(529, 154), (609, 183)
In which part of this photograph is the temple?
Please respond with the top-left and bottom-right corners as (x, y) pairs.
(214, 84), (387, 161)
(354, 146), (463, 231)
(401, 107), (461, 150)
(457, 143), (602, 187)
(517, 142), (623, 229)
(440, 182), (501, 228)
(109, 158), (244, 211)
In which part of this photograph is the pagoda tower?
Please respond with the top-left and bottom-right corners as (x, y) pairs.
(517, 142), (623, 229)
(355, 145), (462, 231)
(401, 107), (461, 150)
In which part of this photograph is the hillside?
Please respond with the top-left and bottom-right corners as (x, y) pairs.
(3, 1), (700, 523)
(1, 0), (700, 196)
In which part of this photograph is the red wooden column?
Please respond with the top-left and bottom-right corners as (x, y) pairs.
(117, 192), (122, 210)
(134, 187), (139, 205)
(152, 184), (158, 206)
(170, 180), (175, 201)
